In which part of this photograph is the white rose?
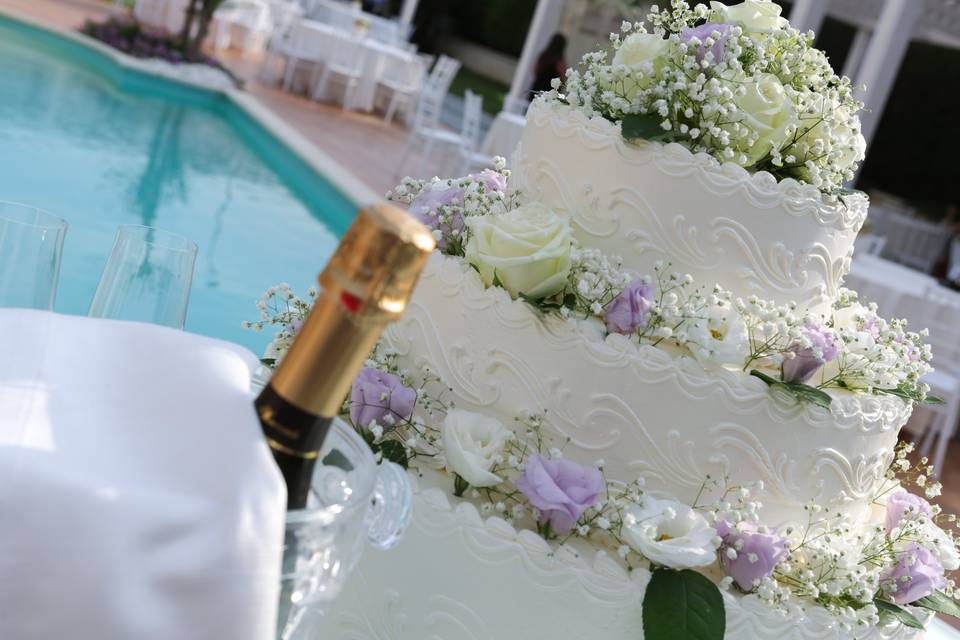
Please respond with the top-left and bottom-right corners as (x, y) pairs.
(711, 0), (788, 33)
(465, 203), (573, 300)
(683, 303), (749, 368)
(622, 497), (719, 568)
(729, 74), (797, 165)
(922, 522), (960, 571)
(610, 33), (669, 101)
(442, 409), (511, 488)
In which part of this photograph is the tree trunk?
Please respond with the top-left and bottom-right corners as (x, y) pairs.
(179, 0), (199, 45)
(186, 0), (223, 61)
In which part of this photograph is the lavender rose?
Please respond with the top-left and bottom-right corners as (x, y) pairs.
(349, 367), (417, 429)
(470, 169), (507, 194)
(715, 520), (788, 591)
(604, 278), (655, 335)
(881, 544), (947, 604)
(885, 488), (933, 534)
(781, 323), (840, 384)
(408, 186), (465, 250)
(680, 22), (732, 64)
(517, 454), (604, 535)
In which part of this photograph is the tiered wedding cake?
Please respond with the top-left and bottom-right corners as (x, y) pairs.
(256, 2), (959, 638)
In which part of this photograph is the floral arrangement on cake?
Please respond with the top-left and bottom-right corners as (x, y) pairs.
(547, 0), (865, 194)
(247, 290), (960, 639)
(381, 166), (938, 408)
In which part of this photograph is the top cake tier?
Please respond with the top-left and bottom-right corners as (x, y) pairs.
(513, 99), (868, 316)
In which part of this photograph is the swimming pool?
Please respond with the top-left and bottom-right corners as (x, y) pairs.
(0, 13), (360, 354)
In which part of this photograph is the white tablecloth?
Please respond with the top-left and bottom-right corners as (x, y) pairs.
(481, 111), (526, 160)
(929, 617), (960, 639)
(0, 309), (284, 639)
(286, 19), (422, 112)
(845, 254), (960, 329)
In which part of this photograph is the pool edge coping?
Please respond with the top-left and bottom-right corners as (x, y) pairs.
(0, 6), (382, 210)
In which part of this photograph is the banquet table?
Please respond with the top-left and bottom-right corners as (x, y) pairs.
(481, 111), (526, 160)
(844, 253), (960, 330)
(285, 19), (422, 113)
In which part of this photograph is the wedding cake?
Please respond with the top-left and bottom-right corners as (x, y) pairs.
(254, 2), (960, 638)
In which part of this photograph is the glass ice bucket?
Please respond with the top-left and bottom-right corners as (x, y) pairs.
(275, 417), (412, 639)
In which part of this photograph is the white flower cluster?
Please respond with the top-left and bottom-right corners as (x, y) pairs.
(554, 0), (866, 193)
(241, 282), (316, 367)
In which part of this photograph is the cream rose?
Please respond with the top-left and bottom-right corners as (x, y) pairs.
(729, 73), (797, 165)
(711, 0), (788, 33)
(610, 32), (669, 103)
(465, 203), (573, 300)
(622, 497), (719, 568)
(442, 409), (511, 488)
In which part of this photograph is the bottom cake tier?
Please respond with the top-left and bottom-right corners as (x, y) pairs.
(303, 470), (926, 640)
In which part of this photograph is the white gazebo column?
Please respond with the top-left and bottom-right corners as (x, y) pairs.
(506, 0), (564, 108)
(841, 27), (871, 80)
(399, 0), (418, 27)
(854, 0), (923, 147)
(789, 0), (829, 37)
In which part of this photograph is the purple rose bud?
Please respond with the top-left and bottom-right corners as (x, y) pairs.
(715, 520), (788, 592)
(516, 454), (604, 535)
(469, 169), (508, 194)
(885, 488), (933, 534)
(781, 323), (839, 384)
(881, 544), (947, 604)
(604, 278), (655, 335)
(349, 367), (417, 429)
(680, 22), (733, 64)
(408, 186), (465, 251)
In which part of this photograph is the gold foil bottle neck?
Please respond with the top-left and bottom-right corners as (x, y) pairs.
(320, 203), (435, 320)
(269, 203), (435, 417)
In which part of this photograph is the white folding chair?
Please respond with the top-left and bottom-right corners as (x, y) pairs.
(379, 56), (428, 126)
(456, 92), (489, 175)
(854, 234), (888, 257)
(275, 21), (332, 94)
(917, 285), (960, 477)
(394, 84), (464, 179)
(880, 211), (950, 274)
(311, 33), (368, 110)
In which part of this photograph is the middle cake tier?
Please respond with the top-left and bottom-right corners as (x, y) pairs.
(383, 253), (912, 529)
(513, 99), (868, 316)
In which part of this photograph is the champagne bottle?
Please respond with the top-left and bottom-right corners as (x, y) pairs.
(254, 203), (434, 510)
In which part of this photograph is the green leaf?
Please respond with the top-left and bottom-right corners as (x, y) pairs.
(621, 113), (670, 142)
(518, 292), (563, 313)
(259, 357), (276, 367)
(749, 370), (832, 408)
(562, 293), (578, 309)
(642, 569), (725, 640)
(491, 270), (504, 289)
(924, 394), (945, 405)
(915, 591), (960, 618)
(376, 439), (409, 469)
(321, 448), (354, 471)
(874, 599), (925, 629)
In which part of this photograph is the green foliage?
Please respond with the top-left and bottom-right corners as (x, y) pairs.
(750, 370), (833, 408)
(448, 68), (509, 115)
(621, 113), (674, 143)
(450, 0), (537, 57)
(642, 569), (725, 640)
(322, 448), (355, 472)
(914, 591), (960, 618)
(874, 599), (924, 629)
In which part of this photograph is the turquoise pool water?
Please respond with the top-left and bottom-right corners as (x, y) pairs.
(0, 16), (355, 353)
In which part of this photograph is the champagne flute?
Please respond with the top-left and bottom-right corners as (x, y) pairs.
(0, 201), (68, 310)
(88, 225), (198, 329)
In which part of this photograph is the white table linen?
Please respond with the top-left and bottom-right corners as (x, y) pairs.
(481, 111), (526, 160)
(845, 254), (960, 331)
(0, 309), (284, 640)
(284, 19), (422, 112)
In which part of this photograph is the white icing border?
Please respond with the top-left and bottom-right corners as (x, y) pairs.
(527, 98), (869, 232)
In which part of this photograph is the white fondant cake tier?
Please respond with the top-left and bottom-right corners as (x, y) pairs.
(306, 471), (925, 640)
(383, 254), (912, 528)
(513, 99), (868, 315)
